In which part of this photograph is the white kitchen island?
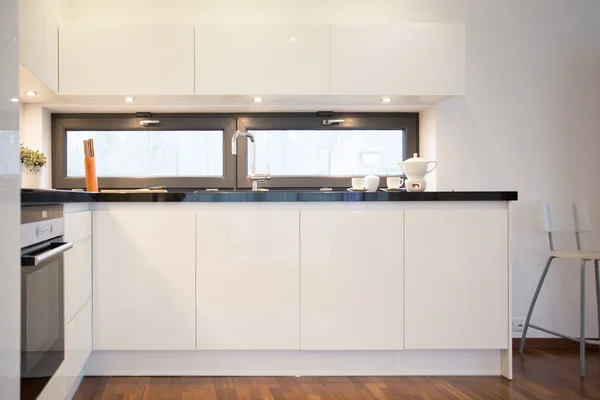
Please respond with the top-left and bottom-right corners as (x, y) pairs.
(85, 195), (513, 378)
(21, 190), (516, 391)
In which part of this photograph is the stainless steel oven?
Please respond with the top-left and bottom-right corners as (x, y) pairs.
(20, 205), (72, 400)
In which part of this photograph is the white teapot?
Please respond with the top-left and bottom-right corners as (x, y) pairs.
(396, 153), (437, 179)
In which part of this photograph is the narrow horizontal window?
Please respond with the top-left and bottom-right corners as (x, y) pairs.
(66, 130), (223, 178)
(249, 129), (405, 176)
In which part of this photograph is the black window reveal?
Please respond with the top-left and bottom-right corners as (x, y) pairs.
(52, 113), (418, 190)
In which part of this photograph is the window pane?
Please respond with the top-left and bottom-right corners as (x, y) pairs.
(249, 130), (404, 176)
(66, 130), (223, 177)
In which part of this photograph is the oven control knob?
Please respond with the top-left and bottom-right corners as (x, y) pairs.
(36, 226), (39, 237)
(50, 223), (53, 233)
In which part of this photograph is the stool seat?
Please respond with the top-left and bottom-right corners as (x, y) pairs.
(551, 250), (600, 260)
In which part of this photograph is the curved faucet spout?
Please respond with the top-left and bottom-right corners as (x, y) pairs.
(232, 131), (255, 155)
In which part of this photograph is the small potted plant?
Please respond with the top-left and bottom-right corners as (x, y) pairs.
(20, 144), (47, 189)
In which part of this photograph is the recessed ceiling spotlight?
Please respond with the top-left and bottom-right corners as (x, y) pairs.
(290, 37), (297, 42)
(125, 97), (135, 103)
(10, 98), (19, 103)
(381, 97), (393, 103)
(25, 90), (37, 96)
(252, 97), (264, 103)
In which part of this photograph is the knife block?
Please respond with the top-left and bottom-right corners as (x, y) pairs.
(84, 157), (98, 192)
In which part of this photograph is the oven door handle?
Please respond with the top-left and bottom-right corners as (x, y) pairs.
(22, 242), (73, 266)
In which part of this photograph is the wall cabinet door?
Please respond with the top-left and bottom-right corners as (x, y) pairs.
(19, 0), (59, 92)
(300, 209), (404, 350)
(59, 24), (195, 95)
(196, 210), (300, 350)
(331, 24), (465, 96)
(64, 210), (92, 325)
(93, 210), (196, 350)
(404, 209), (508, 349)
(195, 24), (330, 95)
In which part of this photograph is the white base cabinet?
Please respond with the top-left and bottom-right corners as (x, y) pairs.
(64, 210), (92, 325)
(87, 202), (510, 378)
(38, 302), (92, 400)
(93, 209), (196, 350)
(404, 209), (509, 349)
(196, 210), (300, 350)
(300, 209), (404, 350)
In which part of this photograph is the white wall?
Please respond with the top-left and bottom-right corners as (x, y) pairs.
(0, 0), (21, 398)
(20, 104), (52, 188)
(60, 0), (600, 338)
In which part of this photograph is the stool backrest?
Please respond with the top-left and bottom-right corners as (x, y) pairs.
(539, 201), (591, 250)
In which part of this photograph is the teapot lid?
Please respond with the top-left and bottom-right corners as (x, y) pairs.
(405, 153), (426, 163)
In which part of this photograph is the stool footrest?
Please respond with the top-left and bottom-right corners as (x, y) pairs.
(529, 324), (600, 345)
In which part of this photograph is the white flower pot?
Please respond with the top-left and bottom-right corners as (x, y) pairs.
(21, 165), (43, 189)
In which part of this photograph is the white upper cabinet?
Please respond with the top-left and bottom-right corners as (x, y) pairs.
(59, 24), (195, 95)
(404, 209), (508, 350)
(195, 24), (331, 95)
(300, 209), (404, 350)
(93, 210), (196, 350)
(331, 24), (465, 96)
(196, 210), (300, 350)
(19, 0), (59, 92)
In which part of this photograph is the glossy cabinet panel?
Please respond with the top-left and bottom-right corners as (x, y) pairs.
(19, 0), (59, 92)
(195, 24), (330, 95)
(404, 209), (509, 349)
(331, 24), (465, 95)
(64, 210), (92, 325)
(93, 210), (196, 350)
(59, 24), (195, 95)
(38, 302), (92, 400)
(0, 0), (20, 397)
(300, 210), (404, 350)
(196, 210), (300, 350)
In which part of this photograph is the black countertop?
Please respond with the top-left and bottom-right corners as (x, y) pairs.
(21, 189), (518, 204)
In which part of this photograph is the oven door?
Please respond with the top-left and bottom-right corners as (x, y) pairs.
(20, 238), (72, 400)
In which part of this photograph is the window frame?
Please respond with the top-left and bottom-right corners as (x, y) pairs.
(52, 114), (237, 189)
(52, 112), (418, 190)
(235, 112), (418, 189)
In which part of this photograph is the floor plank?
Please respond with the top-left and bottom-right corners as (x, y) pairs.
(74, 350), (600, 400)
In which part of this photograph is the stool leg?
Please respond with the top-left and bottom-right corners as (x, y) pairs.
(595, 260), (600, 349)
(580, 259), (587, 378)
(520, 256), (554, 354)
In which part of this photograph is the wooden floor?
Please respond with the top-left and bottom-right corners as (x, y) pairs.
(75, 350), (600, 400)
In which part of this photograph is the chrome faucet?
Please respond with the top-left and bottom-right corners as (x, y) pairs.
(232, 131), (271, 191)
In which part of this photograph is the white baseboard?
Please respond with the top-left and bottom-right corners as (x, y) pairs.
(85, 350), (502, 377)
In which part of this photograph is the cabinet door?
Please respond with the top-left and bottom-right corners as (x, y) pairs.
(404, 209), (508, 349)
(300, 210), (404, 350)
(93, 210), (196, 350)
(38, 301), (91, 400)
(19, 0), (59, 92)
(195, 24), (330, 95)
(196, 210), (300, 350)
(331, 24), (465, 96)
(59, 24), (195, 95)
(64, 211), (92, 325)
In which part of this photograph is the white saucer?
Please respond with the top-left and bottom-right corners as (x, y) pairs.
(381, 187), (405, 192)
(347, 188), (368, 192)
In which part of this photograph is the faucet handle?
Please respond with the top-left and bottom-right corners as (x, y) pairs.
(251, 174), (271, 183)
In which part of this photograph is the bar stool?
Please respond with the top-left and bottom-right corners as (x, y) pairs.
(519, 202), (600, 377)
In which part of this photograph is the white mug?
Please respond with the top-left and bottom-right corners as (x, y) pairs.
(351, 177), (365, 189)
(364, 175), (380, 192)
(386, 177), (404, 189)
